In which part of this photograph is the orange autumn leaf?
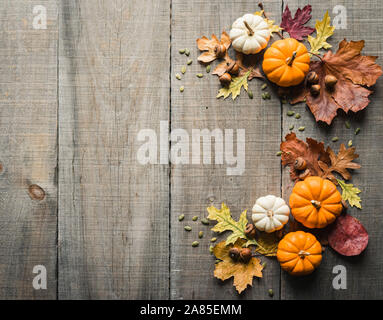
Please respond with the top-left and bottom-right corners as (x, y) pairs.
(288, 40), (383, 124)
(280, 132), (330, 181)
(196, 31), (231, 63)
(319, 144), (361, 182)
(213, 239), (263, 294)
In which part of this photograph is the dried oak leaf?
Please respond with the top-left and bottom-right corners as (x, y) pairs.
(236, 52), (264, 80)
(328, 213), (368, 256)
(319, 144), (361, 182)
(196, 31), (231, 64)
(289, 40), (383, 124)
(280, 5), (315, 41)
(214, 239), (263, 294)
(212, 53), (235, 77)
(280, 132), (330, 181)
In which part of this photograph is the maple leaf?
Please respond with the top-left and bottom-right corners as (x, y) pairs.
(214, 239), (263, 294)
(196, 31), (231, 63)
(308, 11), (335, 55)
(255, 10), (283, 37)
(289, 40), (383, 124)
(280, 132), (330, 181)
(319, 144), (361, 181)
(207, 203), (249, 245)
(337, 179), (362, 209)
(280, 5), (315, 41)
(216, 71), (251, 100)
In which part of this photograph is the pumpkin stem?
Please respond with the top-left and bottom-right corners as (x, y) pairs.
(298, 250), (310, 258)
(286, 51), (297, 66)
(243, 21), (254, 36)
(311, 200), (321, 209)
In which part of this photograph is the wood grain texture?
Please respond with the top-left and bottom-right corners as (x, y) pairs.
(170, 0), (283, 299)
(0, 0), (58, 299)
(281, 0), (383, 299)
(58, 0), (170, 299)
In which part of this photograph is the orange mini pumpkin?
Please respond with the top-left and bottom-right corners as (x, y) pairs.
(289, 176), (343, 229)
(262, 38), (310, 87)
(277, 231), (322, 276)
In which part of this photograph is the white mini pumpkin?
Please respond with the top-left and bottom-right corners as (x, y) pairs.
(252, 195), (290, 233)
(229, 14), (270, 54)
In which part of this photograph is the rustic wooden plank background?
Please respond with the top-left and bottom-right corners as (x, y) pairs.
(0, 0), (382, 299)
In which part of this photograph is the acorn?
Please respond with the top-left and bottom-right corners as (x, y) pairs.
(229, 248), (240, 261)
(299, 168), (311, 180)
(325, 75), (338, 89)
(214, 44), (227, 58)
(244, 223), (256, 239)
(310, 84), (321, 96)
(228, 62), (240, 75)
(294, 157), (307, 171)
(307, 71), (319, 84)
(219, 72), (232, 87)
(240, 248), (252, 263)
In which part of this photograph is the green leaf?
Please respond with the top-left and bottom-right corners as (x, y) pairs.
(337, 179), (362, 209)
(217, 71), (251, 100)
(308, 11), (335, 55)
(207, 203), (251, 245)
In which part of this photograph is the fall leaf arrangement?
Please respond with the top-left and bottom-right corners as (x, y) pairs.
(190, 3), (379, 294)
(195, 3), (382, 125)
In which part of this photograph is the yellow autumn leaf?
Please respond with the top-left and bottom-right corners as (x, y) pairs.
(207, 203), (248, 245)
(244, 232), (279, 256)
(337, 179), (362, 209)
(214, 239), (263, 294)
(255, 11), (283, 37)
(308, 11), (335, 55)
(217, 71), (250, 100)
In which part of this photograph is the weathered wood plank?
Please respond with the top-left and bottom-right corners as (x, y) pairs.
(170, 0), (283, 299)
(58, 0), (170, 299)
(0, 0), (58, 299)
(281, 0), (383, 299)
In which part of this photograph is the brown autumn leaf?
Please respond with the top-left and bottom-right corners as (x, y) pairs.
(212, 53), (235, 77)
(280, 132), (330, 181)
(214, 239), (263, 294)
(196, 31), (231, 64)
(288, 40), (383, 124)
(236, 52), (264, 80)
(319, 144), (361, 182)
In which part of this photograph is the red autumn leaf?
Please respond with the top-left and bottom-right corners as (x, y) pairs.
(328, 214), (368, 256)
(196, 31), (231, 64)
(288, 39), (383, 124)
(280, 5), (315, 40)
(280, 132), (330, 181)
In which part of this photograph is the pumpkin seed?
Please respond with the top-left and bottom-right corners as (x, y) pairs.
(355, 127), (361, 135)
(289, 125), (294, 130)
(184, 225), (192, 231)
(175, 73), (181, 80)
(209, 246), (214, 253)
(265, 92), (271, 99)
(294, 113), (301, 119)
(187, 59), (192, 65)
(298, 126), (305, 131)
(198, 231), (204, 238)
(196, 73), (203, 78)
(281, 98), (288, 104)
(201, 218), (209, 225)
(276, 151), (282, 156)
(268, 289), (274, 297)
(180, 86), (184, 92)
(210, 237), (217, 242)
(261, 83), (267, 90)
(287, 110), (295, 116)
(345, 121), (351, 129)
(248, 90), (253, 99)
(192, 216), (198, 221)
(331, 137), (339, 142)
(185, 48), (190, 56)
(206, 65), (211, 73)
(178, 214), (185, 221)
(192, 241), (199, 247)
(261, 93), (266, 100)
(179, 48), (186, 54)
(348, 140), (353, 147)
(261, 262), (267, 269)
(181, 66), (186, 74)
